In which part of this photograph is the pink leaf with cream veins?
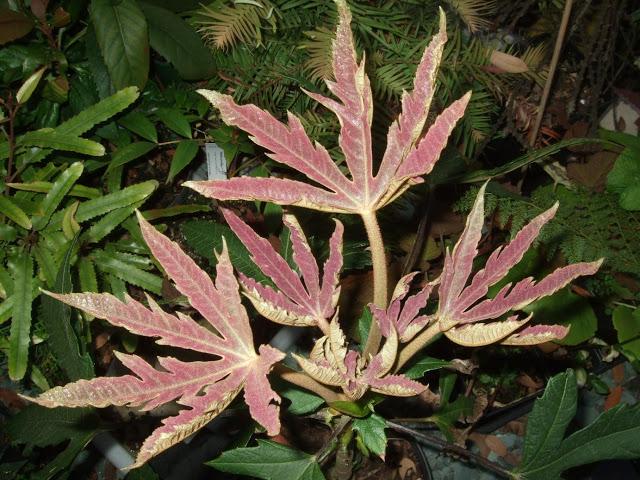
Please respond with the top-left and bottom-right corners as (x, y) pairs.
(25, 212), (284, 468)
(185, 1), (469, 216)
(222, 209), (343, 333)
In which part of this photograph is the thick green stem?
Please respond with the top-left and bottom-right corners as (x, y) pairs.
(396, 322), (442, 371)
(361, 210), (387, 359)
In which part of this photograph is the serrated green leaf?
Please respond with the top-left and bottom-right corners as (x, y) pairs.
(181, 220), (269, 283)
(166, 140), (199, 183)
(518, 370), (577, 474)
(93, 249), (162, 294)
(404, 356), (451, 379)
(107, 141), (156, 172)
(33, 241), (58, 287)
(41, 237), (94, 381)
(48, 180), (157, 230)
(141, 204), (211, 221)
(58, 87), (139, 137)
(78, 257), (98, 293)
(156, 107), (191, 138)
(7, 181), (101, 199)
(17, 130), (105, 156)
(139, 2), (215, 80)
(32, 162), (84, 231)
(118, 111), (158, 142)
(353, 413), (387, 458)
(516, 369), (640, 479)
(90, 0), (149, 90)
(83, 201), (142, 244)
(0, 196), (32, 229)
(8, 253), (33, 380)
(208, 440), (325, 480)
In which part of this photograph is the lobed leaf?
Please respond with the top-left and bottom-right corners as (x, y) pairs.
(186, 1), (468, 216)
(27, 213), (285, 467)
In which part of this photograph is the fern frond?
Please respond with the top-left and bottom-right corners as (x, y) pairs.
(300, 26), (335, 82)
(196, 0), (275, 50)
(445, 0), (497, 32)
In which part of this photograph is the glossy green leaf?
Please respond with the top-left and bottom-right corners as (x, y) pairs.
(612, 305), (640, 360)
(93, 249), (162, 294)
(167, 140), (199, 182)
(32, 162), (84, 231)
(78, 257), (98, 293)
(16, 66), (46, 104)
(404, 356), (451, 379)
(156, 107), (191, 138)
(33, 241), (58, 287)
(41, 238), (94, 380)
(0, 8), (34, 45)
(353, 413), (387, 458)
(7, 180), (100, 199)
(329, 400), (371, 418)
(139, 2), (215, 80)
(8, 253), (33, 380)
(90, 0), (149, 90)
(0, 196), (32, 229)
(17, 130), (105, 156)
(62, 201), (81, 240)
(208, 440), (325, 480)
(107, 141), (155, 172)
(118, 111), (158, 142)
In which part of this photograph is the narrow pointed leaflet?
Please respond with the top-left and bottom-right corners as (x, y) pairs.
(223, 209), (342, 334)
(25, 212), (284, 468)
(185, 1), (470, 216)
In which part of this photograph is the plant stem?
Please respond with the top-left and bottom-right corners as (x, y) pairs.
(275, 364), (342, 403)
(386, 421), (513, 479)
(361, 210), (387, 359)
(396, 322), (442, 371)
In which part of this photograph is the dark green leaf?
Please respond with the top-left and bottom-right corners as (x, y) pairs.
(404, 356), (450, 379)
(329, 400), (371, 418)
(156, 107), (191, 138)
(518, 369), (577, 474)
(181, 220), (269, 283)
(167, 140), (199, 182)
(41, 237), (94, 381)
(0, 196), (32, 229)
(8, 253), (33, 380)
(93, 249), (162, 294)
(90, 0), (149, 89)
(607, 146), (640, 211)
(107, 141), (155, 172)
(119, 111), (158, 142)
(139, 2), (215, 80)
(280, 384), (324, 415)
(208, 440), (325, 480)
(16, 130), (105, 156)
(353, 413), (387, 458)
(141, 204), (211, 221)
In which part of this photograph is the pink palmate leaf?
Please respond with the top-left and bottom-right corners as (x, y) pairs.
(223, 209), (342, 333)
(435, 183), (602, 345)
(184, 1), (470, 215)
(293, 320), (426, 400)
(370, 272), (434, 343)
(25, 212), (285, 468)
